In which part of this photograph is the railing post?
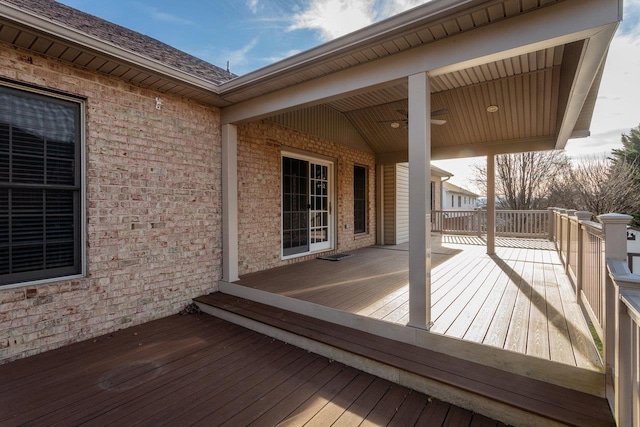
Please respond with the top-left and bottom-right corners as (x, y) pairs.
(575, 211), (592, 303)
(599, 213), (633, 414)
(558, 209), (567, 263)
(607, 260), (640, 427)
(565, 210), (576, 275)
(548, 207), (555, 241)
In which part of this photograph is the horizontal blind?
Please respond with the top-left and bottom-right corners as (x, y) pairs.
(0, 85), (80, 285)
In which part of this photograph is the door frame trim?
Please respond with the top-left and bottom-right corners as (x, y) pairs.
(280, 149), (337, 260)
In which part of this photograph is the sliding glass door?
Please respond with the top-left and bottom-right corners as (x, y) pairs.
(282, 154), (333, 257)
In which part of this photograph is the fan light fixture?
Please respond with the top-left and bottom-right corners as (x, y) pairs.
(486, 105), (499, 113)
(390, 122), (401, 128)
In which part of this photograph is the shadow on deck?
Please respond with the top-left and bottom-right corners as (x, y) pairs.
(230, 236), (601, 372)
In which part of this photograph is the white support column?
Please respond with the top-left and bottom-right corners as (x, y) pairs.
(486, 154), (496, 255)
(408, 72), (432, 329)
(222, 124), (239, 282)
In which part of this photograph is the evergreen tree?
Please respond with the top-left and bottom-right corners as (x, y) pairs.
(611, 124), (640, 225)
(611, 124), (640, 168)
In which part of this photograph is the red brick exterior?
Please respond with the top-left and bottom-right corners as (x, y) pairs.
(237, 120), (376, 275)
(0, 45), (379, 364)
(0, 45), (222, 363)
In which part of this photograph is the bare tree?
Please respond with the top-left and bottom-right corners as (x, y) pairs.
(566, 157), (640, 216)
(472, 150), (571, 210)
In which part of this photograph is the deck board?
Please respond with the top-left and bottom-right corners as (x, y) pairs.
(196, 293), (614, 427)
(0, 314), (498, 427)
(234, 238), (602, 370)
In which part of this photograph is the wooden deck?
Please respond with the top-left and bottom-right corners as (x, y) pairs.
(196, 293), (614, 427)
(0, 314), (505, 427)
(234, 236), (602, 371)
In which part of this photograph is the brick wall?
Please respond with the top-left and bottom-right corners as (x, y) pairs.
(237, 120), (376, 275)
(0, 45), (222, 363)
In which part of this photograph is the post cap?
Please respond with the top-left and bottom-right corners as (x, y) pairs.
(575, 211), (593, 221)
(597, 213), (634, 225)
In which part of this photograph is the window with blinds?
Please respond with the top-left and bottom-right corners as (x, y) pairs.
(353, 165), (367, 234)
(0, 85), (82, 286)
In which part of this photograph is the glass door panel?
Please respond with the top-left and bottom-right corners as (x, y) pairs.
(282, 157), (309, 256)
(309, 162), (330, 252)
(282, 156), (332, 257)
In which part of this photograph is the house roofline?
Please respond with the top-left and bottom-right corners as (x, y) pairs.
(0, 0), (225, 94)
(216, 0), (481, 93)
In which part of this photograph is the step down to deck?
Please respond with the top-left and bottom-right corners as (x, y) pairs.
(194, 292), (614, 427)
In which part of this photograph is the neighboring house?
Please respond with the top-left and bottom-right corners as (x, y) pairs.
(379, 164), (452, 245)
(442, 181), (480, 210)
(0, 0), (620, 366)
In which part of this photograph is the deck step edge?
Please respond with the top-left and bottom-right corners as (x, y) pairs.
(195, 292), (614, 427)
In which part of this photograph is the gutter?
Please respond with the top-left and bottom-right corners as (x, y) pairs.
(0, 1), (223, 94)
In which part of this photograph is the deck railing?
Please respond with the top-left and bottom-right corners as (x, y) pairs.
(551, 209), (640, 426)
(432, 210), (480, 235)
(431, 209), (549, 238)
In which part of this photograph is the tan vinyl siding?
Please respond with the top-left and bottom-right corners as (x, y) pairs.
(396, 164), (409, 244)
(383, 164), (396, 244)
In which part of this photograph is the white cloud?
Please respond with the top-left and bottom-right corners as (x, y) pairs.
(288, 0), (376, 40)
(221, 38), (260, 74)
(378, 0), (431, 17)
(287, 0), (431, 41)
(263, 49), (303, 63)
(619, 0), (640, 38)
(133, 4), (195, 26)
(247, 0), (260, 14)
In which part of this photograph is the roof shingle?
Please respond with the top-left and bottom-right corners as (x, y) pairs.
(4, 0), (236, 85)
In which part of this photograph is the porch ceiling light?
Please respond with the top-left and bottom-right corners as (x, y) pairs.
(486, 105), (499, 113)
(390, 122), (401, 128)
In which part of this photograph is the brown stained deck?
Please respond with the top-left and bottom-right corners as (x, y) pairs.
(234, 236), (602, 371)
(0, 314), (504, 427)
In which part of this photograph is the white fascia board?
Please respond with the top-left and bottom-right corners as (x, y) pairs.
(0, 1), (222, 93)
(221, 0), (621, 125)
(554, 25), (618, 149)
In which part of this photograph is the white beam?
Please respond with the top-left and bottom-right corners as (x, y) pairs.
(222, 124), (239, 282)
(375, 136), (557, 163)
(220, 0), (620, 124)
(408, 73), (432, 329)
(486, 155), (496, 255)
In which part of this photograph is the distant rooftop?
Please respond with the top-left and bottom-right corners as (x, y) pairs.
(443, 181), (480, 197)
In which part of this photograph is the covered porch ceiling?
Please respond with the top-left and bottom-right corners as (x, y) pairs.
(218, 0), (619, 162)
(0, 0), (620, 162)
(265, 41), (604, 162)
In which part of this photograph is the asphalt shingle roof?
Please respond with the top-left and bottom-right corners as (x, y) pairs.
(5, 0), (236, 85)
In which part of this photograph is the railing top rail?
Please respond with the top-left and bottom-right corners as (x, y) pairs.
(496, 210), (549, 214)
(620, 290), (640, 326)
(581, 220), (604, 238)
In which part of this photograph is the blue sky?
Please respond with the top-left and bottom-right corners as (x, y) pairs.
(57, 0), (640, 191)
(57, 0), (429, 75)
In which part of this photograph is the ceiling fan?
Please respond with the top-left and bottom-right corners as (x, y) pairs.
(379, 109), (449, 128)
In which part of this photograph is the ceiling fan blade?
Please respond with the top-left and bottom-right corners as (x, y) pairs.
(431, 119), (447, 125)
(377, 119), (407, 123)
(431, 109), (449, 117)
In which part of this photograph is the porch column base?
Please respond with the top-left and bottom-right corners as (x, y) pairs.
(407, 321), (433, 331)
